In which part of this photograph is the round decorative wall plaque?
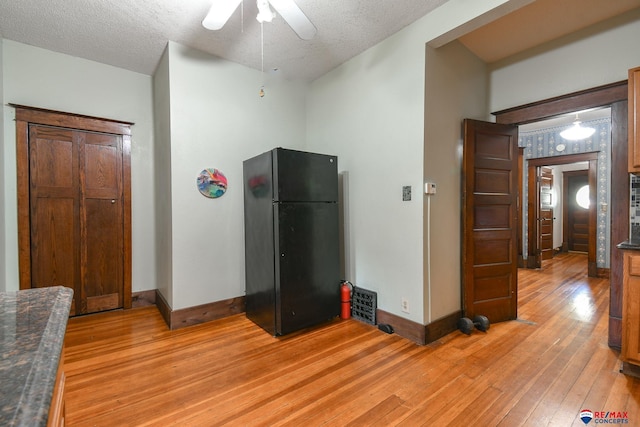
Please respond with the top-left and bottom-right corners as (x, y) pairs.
(197, 168), (228, 198)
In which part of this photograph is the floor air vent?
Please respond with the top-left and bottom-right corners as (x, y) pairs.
(352, 287), (377, 325)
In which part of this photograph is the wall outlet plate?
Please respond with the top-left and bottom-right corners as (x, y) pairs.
(401, 298), (409, 313)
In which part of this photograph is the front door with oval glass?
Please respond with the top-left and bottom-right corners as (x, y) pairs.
(565, 171), (589, 253)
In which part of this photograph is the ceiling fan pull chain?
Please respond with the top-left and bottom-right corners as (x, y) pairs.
(260, 22), (265, 97)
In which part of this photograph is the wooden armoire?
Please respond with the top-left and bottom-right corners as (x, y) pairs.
(13, 105), (132, 315)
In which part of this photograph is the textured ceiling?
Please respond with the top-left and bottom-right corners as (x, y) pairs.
(0, 0), (638, 83)
(0, 0), (448, 81)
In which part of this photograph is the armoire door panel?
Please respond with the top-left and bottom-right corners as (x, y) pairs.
(82, 133), (121, 198)
(86, 293), (120, 313)
(82, 198), (123, 313)
(29, 125), (80, 297)
(30, 129), (74, 190)
(80, 132), (123, 314)
(30, 198), (76, 290)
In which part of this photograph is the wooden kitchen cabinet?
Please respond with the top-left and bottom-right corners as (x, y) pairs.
(622, 251), (640, 367)
(48, 349), (66, 427)
(629, 66), (640, 172)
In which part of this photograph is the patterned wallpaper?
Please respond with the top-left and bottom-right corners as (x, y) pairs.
(519, 117), (611, 268)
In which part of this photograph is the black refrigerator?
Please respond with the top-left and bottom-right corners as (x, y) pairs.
(243, 148), (340, 336)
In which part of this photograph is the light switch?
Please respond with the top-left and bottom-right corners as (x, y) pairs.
(402, 186), (411, 201)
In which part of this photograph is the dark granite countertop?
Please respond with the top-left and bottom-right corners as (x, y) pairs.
(0, 286), (73, 427)
(617, 239), (640, 250)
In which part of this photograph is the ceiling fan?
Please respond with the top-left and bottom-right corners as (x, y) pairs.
(203, 0), (317, 40)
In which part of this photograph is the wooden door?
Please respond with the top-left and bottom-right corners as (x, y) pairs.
(539, 167), (554, 260)
(566, 172), (589, 252)
(29, 126), (80, 314)
(81, 132), (124, 313)
(29, 125), (123, 314)
(462, 119), (519, 323)
(15, 105), (132, 315)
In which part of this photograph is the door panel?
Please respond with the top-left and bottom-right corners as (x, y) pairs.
(30, 199), (76, 286)
(81, 133), (123, 313)
(275, 202), (340, 335)
(539, 167), (554, 260)
(28, 124), (124, 315)
(540, 209), (554, 259)
(83, 198), (123, 313)
(273, 148), (338, 202)
(29, 126), (80, 315)
(463, 119), (519, 323)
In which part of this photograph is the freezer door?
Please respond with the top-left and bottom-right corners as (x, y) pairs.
(274, 202), (340, 335)
(273, 148), (338, 202)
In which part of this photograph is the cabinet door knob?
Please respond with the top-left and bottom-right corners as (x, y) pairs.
(111, 200), (116, 204)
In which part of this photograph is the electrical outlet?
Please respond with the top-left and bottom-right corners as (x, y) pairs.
(401, 298), (409, 313)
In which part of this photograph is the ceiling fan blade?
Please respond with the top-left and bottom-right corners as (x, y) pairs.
(268, 0), (317, 40)
(202, 0), (243, 30)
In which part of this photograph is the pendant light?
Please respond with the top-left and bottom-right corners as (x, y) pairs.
(256, 0), (275, 23)
(560, 114), (595, 141)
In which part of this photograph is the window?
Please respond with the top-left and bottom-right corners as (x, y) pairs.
(576, 185), (589, 209)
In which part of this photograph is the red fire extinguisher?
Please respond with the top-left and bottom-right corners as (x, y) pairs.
(341, 281), (353, 319)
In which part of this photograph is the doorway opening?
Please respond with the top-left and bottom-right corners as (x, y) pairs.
(492, 80), (628, 348)
(518, 106), (610, 276)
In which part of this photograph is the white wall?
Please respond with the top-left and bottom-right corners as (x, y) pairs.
(153, 46), (174, 306)
(1, 40), (156, 293)
(424, 41), (489, 322)
(490, 9), (640, 112)
(307, 24), (425, 323)
(307, 0), (512, 324)
(164, 42), (308, 310)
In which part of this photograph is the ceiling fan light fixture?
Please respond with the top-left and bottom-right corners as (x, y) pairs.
(256, 0), (275, 23)
(560, 116), (595, 141)
(203, 0), (242, 30)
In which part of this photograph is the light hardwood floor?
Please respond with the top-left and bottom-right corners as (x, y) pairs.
(64, 253), (639, 426)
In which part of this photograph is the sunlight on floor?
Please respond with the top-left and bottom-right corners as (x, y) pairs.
(572, 291), (595, 321)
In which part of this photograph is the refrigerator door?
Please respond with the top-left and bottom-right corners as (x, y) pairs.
(273, 148), (338, 202)
(274, 202), (340, 335)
